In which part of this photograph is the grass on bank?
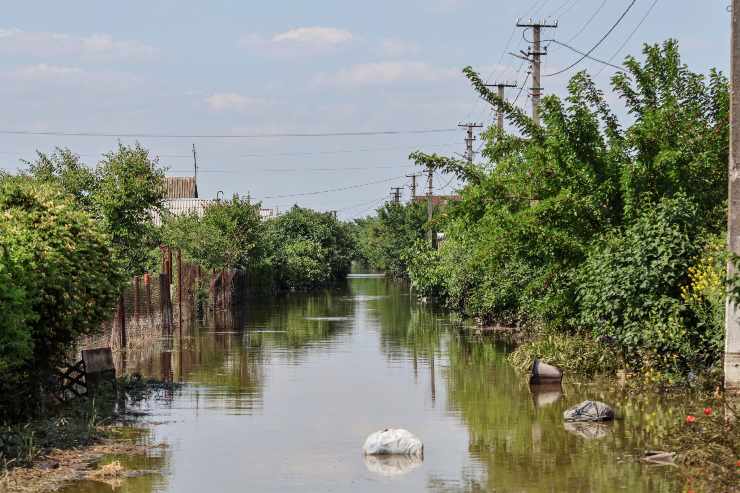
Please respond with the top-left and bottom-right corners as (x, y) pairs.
(0, 375), (177, 471)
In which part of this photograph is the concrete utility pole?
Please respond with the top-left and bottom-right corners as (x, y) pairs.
(727, 0), (740, 393)
(426, 165), (435, 248)
(390, 187), (403, 204)
(516, 19), (558, 126)
(485, 82), (518, 130)
(458, 122), (483, 164)
(406, 173), (421, 201)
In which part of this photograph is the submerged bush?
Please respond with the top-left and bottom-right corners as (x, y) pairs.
(508, 332), (621, 377)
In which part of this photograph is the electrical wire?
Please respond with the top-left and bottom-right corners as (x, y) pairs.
(565, 0), (608, 43)
(167, 163), (415, 174)
(546, 39), (625, 71)
(258, 175), (406, 200)
(594, 0), (660, 77)
(544, 0), (638, 77)
(0, 128), (458, 140)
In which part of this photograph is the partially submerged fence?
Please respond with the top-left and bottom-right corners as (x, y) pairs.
(80, 247), (250, 353)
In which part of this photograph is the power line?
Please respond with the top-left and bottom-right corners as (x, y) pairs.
(544, 0), (638, 77)
(0, 128), (458, 140)
(546, 39), (625, 71)
(258, 175), (406, 200)
(594, 0), (660, 77)
(565, 0), (608, 43)
(0, 143), (457, 163)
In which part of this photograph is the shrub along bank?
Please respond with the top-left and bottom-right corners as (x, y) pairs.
(356, 41), (730, 382)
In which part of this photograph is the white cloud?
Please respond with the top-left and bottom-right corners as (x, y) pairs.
(380, 38), (419, 58)
(205, 92), (269, 112)
(0, 28), (157, 61)
(314, 61), (457, 86)
(271, 27), (352, 45)
(239, 26), (353, 57)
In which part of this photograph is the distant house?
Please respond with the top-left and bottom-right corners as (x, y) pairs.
(152, 176), (212, 226)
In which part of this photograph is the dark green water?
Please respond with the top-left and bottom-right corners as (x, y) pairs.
(62, 274), (681, 492)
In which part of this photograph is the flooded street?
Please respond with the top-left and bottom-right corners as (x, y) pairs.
(65, 274), (680, 492)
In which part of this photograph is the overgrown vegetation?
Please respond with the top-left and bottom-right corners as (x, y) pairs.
(162, 203), (355, 291)
(356, 40), (729, 380)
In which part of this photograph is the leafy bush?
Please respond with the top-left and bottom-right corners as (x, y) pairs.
(267, 207), (354, 289)
(25, 144), (166, 277)
(0, 178), (123, 417)
(576, 195), (719, 373)
(354, 202), (428, 277)
(162, 196), (264, 271)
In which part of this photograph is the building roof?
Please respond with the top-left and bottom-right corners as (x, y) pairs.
(164, 176), (198, 199)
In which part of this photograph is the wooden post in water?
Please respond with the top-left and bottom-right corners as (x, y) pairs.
(177, 249), (183, 339)
(160, 273), (173, 334)
(133, 276), (140, 320)
(144, 272), (153, 326)
(117, 294), (127, 348)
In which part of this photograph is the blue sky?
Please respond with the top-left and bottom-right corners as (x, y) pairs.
(0, 0), (731, 218)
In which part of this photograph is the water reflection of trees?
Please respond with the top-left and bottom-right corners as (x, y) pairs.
(122, 286), (357, 413)
(432, 335), (679, 493)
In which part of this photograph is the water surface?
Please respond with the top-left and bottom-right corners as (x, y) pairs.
(64, 274), (680, 492)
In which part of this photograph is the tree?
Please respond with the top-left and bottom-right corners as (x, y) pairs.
(161, 196), (265, 271)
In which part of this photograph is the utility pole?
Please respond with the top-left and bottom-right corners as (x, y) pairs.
(192, 143), (199, 198)
(727, 0), (740, 393)
(485, 82), (518, 130)
(458, 122), (483, 164)
(426, 165), (435, 248)
(406, 173), (421, 201)
(192, 143), (198, 180)
(516, 19), (557, 126)
(390, 187), (403, 204)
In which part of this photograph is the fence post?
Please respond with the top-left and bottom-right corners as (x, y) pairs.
(133, 276), (140, 320)
(117, 294), (127, 348)
(177, 249), (183, 339)
(160, 272), (173, 334)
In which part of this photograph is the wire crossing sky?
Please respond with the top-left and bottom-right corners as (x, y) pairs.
(0, 0), (729, 218)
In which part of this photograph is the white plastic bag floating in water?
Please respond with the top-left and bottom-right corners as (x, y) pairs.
(362, 428), (423, 457)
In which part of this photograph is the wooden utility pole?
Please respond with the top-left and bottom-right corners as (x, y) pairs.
(406, 173), (421, 200)
(458, 122), (483, 164)
(516, 19), (557, 126)
(426, 165), (435, 248)
(485, 82), (518, 130)
(727, 0), (740, 393)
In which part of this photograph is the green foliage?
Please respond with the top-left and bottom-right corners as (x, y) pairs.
(0, 249), (33, 376)
(576, 195), (721, 373)
(354, 201), (428, 277)
(162, 203), (354, 291)
(508, 332), (621, 377)
(0, 178), (123, 408)
(267, 206), (354, 290)
(92, 144), (166, 276)
(162, 196), (264, 271)
(25, 144), (166, 277)
(371, 40), (729, 376)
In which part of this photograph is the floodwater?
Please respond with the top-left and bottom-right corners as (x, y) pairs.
(64, 274), (681, 492)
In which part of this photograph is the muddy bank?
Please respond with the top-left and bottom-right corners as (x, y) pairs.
(0, 432), (164, 493)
